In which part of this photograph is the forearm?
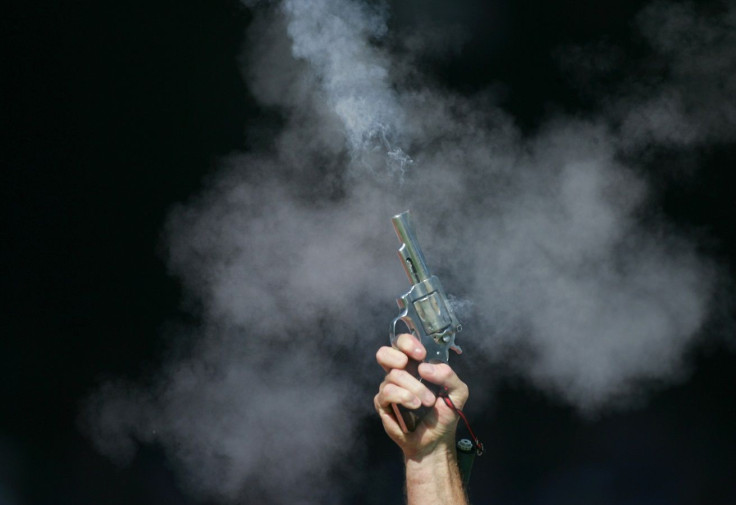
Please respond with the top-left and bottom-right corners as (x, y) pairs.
(405, 442), (468, 505)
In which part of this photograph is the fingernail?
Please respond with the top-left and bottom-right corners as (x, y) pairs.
(414, 347), (423, 357)
(411, 396), (421, 408)
(423, 364), (435, 375)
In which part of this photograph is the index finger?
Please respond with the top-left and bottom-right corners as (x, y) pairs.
(376, 334), (427, 373)
(375, 346), (408, 373)
(393, 333), (426, 362)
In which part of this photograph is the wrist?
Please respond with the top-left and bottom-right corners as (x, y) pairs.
(404, 441), (466, 505)
(405, 442), (458, 490)
(403, 435), (456, 463)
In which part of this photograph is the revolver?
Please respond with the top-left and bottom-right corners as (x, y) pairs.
(389, 211), (463, 432)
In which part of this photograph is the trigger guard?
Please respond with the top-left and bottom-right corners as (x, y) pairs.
(389, 316), (401, 345)
(389, 315), (413, 346)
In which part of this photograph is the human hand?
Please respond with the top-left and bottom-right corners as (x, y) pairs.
(374, 333), (469, 460)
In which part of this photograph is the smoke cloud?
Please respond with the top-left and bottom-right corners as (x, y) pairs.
(85, 0), (733, 502)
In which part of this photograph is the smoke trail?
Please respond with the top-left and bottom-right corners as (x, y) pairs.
(84, 0), (733, 502)
(259, 0), (413, 175)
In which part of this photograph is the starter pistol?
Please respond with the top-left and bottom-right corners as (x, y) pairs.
(389, 211), (463, 432)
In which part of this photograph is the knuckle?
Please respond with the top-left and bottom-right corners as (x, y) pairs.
(396, 333), (416, 350)
(376, 346), (408, 368)
(435, 364), (453, 381)
(378, 380), (386, 393)
(387, 368), (407, 382)
(382, 383), (397, 397)
(375, 346), (390, 363)
(383, 383), (413, 403)
(400, 388), (415, 403)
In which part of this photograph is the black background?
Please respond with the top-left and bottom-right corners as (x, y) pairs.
(3, 1), (735, 504)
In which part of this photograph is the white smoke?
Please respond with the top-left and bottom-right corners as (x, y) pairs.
(85, 0), (733, 503)
(620, 0), (736, 146)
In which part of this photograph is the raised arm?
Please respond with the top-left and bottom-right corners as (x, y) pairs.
(374, 333), (469, 505)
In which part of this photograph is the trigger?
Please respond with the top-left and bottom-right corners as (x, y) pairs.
(450, 343), (463, 355)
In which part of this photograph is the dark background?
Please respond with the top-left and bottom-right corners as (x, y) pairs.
(3, 1), (734, 504)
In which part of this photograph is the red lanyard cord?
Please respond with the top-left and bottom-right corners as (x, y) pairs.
(440, 388), (484, 456)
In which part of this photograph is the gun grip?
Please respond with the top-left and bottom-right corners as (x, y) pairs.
(391, 358), (442, 433)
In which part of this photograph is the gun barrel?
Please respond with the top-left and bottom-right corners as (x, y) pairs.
(392, 211), (431, 284)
